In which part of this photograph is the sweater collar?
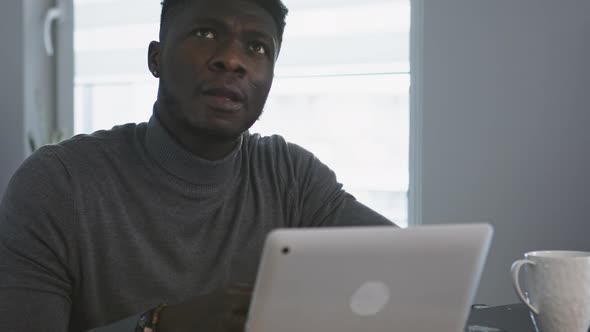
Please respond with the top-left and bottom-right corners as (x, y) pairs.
(144, 114), (242, 185)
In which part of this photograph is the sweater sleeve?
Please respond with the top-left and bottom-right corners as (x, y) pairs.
(0, 146), (74, 331)
(0, 146), (139, 332)
(286, 143), (397, 228)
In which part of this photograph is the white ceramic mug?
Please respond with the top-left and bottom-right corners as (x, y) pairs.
(511, 251), (590, 332)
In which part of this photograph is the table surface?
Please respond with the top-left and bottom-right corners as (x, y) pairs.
(467, 303), (535, 332)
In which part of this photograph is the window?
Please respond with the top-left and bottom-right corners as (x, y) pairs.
(74, 0), (410, 226)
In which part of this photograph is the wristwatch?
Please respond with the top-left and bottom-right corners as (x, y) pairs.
(135, 303), (167, 332)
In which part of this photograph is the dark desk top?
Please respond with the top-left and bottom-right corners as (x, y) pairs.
(467, 304), (535, 332)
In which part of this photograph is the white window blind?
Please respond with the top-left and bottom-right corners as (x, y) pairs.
(73, 0), (410, 226)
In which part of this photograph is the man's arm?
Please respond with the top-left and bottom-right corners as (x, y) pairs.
(285, 143), (398, 228)
(323, 194), (395, 227)
(0, 147), (75, 331)
(0, 147), (143, 332)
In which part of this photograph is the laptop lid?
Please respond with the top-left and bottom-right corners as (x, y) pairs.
(246, 223), (493, 332)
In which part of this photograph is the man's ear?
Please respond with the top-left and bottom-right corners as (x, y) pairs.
(148, 41), (161, 78)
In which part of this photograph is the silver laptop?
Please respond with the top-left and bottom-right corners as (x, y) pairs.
(246, 223), (493, 332)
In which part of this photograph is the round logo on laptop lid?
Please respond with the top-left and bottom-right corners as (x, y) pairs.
(350, 281), (391, 316)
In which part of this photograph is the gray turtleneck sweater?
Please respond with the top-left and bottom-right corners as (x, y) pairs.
(0, 115), (392, 332)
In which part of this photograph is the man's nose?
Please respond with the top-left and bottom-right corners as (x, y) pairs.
(208, 39), (247, 76)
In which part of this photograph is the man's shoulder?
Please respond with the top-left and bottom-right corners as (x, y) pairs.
(55, 122), (144, 155)
(40, 122), (147, 173)
(61, 122), (144, 148)
(245, 132), (285, 144)
(244, 132), (313, 160)
(243, 133), (321, 183)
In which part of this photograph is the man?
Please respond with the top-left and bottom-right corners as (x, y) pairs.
(0, 0), (395, 331)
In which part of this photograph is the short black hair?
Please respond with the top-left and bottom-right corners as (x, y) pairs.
(160, 0), (288, 46)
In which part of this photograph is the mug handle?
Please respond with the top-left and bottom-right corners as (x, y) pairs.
(510, 259), (539, 315)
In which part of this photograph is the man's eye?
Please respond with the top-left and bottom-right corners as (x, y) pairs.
(194, 29), (215, 39)
(249, 42), (267, 55)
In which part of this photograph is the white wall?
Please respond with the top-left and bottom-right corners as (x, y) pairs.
(419, 0), (590, 305)
(0, 1), (26, 197)
(0, 0), (72, 197)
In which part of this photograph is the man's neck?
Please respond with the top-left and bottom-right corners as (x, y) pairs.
(154, 104), (240, 161)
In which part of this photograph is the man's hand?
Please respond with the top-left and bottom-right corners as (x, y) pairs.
(157, 284), (252, 332)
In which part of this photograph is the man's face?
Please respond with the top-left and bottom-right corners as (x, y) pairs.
(153, 0), (279, 140)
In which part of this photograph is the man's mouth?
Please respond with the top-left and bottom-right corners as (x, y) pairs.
(203, 86), (246, 102)
(201, 86), (246, 112)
